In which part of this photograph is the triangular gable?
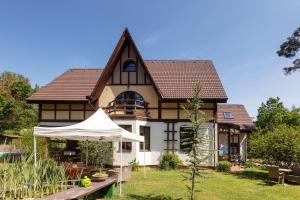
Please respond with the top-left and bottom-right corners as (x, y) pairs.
(89, 28), (162, 103)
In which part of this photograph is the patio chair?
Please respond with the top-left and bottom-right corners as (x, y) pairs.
(286, 167), (300, 184)
(267, 166), (283, 184)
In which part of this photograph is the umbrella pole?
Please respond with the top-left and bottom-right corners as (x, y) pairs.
(143, 140), (146, 178)
(120, 136), (123, 196)
(34, 136), (37, 167)
(86, 140), (88, 167)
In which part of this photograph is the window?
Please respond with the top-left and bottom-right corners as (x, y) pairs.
(140, 126), (150, 151)
(115, 91), (145, 106)
(223, 112), (233, 119)
(123, 59), (137, 72)
(119, 125), (132, 152)
(180, 127), (193, 153)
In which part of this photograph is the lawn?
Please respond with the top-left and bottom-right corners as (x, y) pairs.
(115, 168), (300, 200)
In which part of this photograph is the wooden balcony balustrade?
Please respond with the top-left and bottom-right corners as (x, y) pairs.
(107, 99), (150, 119)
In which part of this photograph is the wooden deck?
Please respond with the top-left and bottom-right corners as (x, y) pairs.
(39, 177), (117, 200)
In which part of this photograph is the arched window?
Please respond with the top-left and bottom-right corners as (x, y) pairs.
(122, 59), (137, 72)
(115, 91), (145, 106)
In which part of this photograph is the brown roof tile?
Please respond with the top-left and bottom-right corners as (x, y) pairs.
(27, 68), (103, 102)
(145, 60), (227, 100)
(28, 60), (228, 102)
(217, 104), (254, 130)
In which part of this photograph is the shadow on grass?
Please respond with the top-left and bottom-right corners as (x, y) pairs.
(128, 194), (182, 200)
(231, 169), (276, 186)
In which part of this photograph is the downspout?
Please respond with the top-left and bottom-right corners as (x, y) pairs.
(86, 96), (97, 111)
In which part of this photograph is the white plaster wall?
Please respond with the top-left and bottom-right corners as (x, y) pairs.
(113, 120), (216, 167)
(137, 122), (165, 165)
(214, 123), (218, 167)
(112, 120), (139, 166)
(175, 122), (215, 166)
(239, 133), (247, 162)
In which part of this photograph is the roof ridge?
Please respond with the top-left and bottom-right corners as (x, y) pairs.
(144, 59), (212, 62)
(218, 103), (245, 106)
(68, 68), (104, 70)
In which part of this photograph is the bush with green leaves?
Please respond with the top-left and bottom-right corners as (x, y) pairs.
(242, 160), (256, 169)
(217, 161), (231, 173)
(13, 128), (48, 158)
(130, 158), (139, 171)
(77, 140), (113, 167)
(249, 125), (300, 167)
(159, 152), (182, 170)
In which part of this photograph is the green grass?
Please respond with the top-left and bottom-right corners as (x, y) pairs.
(115, 168), (300, 200)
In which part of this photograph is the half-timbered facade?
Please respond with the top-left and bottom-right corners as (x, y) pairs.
(27, 28), (253, 167)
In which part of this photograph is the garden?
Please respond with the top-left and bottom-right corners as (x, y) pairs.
(1, 73), (300, 199)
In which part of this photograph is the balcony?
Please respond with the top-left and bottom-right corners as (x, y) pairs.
(107, 99), (149, 120)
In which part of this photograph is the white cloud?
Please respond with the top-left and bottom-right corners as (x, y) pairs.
(142, 32), (161, 46)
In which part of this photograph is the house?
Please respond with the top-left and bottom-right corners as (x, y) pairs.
(27, 28), (253, 167)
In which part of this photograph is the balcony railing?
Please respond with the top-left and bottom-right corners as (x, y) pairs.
(107, 99), (149, 119)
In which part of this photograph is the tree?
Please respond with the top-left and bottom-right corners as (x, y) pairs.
(277, 27), (300, 74)
(256, 97), (288, 132)
(250, 97), (300, 164)
(249, 125), (300, 167)
(255, 97), (300, 132)
(182, 82), (212, 200)
(0, 71), (38, 132)
(14, 128), (48, 158)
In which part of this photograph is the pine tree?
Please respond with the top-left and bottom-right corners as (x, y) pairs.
(181, 82), (213, 200)
(277, 27), (300, 74)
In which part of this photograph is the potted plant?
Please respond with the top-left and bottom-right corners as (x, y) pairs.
(91, 166), (108, 182)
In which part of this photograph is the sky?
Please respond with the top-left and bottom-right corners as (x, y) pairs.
(0, 0), (299, 118)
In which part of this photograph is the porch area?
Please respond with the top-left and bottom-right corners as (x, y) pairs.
(218, 123), (248, 164)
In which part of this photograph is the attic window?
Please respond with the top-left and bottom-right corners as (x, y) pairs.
(224, 112), (233, 119)
(123, 59), (136, 72)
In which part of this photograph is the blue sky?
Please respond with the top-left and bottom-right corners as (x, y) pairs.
(0, 0), (299, 118)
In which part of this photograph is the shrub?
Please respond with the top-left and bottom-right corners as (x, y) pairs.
(159, 152), (182, 170)
(77, 140), (113, 167)
(130, 158), (139, 171)
(243, 160), (256, 169)
(217, 161), (231, 173)
(14, 128), (48, 158)
(249, 125), (300, 167)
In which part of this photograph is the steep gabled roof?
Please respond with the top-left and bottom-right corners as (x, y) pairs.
(145, 60), (227, 100)
(217, 104), (254, 130)
(27, 68), (102, 102)
(89, 28), (161, 102)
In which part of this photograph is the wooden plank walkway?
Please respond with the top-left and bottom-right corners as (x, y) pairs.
(39, 177), (117, 200)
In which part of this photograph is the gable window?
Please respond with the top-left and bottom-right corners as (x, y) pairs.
(123, 59), (137, 72)
(115, 91), (145, 107)
(224, 112), (233, 119)
(140, 126), (150, 151)
(119, 125), (132, 152)
(180, 126), (193, 153)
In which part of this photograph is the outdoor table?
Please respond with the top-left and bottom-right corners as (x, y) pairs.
(279, 168), (293, 184)
(64, 151), (76, 156)
(64, 151), (77, 162)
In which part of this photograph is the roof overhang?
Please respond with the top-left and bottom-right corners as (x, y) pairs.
(160, 98), (228, 103)
(27, 99), (89, 104)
